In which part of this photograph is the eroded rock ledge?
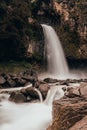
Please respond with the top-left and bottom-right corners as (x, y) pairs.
(47, 84), (87, 130)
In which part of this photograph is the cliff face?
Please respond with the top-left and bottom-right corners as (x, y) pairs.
(52, 0), (87, 59)
(0, 0), (87, 61)
(47, 83), (87, 130)
(0, 0), (43, 61)
(29, 0), (87, 59)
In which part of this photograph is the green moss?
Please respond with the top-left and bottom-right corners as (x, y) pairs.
(0, 61), (32, 73)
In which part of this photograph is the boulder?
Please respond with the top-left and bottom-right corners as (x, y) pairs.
(0, 76), (6, 85)
(7, 79), (16, 87)
(47, 97), (87, 130)
(79, 82), (87, 98)
(23, 87), (39, 99)
(65, 87), (81, 98)
(44, 78), (58, 83)
(34, 80), (40, 88)
(23, 76), (37, 87)
(39, 84), (49, 99)
(65, 83), (87, 98)
(16, 78), (27, 86)
(9, 92), (27, 103)
(69, 116), (87, 130)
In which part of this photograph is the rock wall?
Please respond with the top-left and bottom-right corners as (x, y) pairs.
(47, 83), (87, 130)
(0, 0), (87, 61)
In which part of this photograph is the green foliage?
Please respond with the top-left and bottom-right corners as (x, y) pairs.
(0, 0), (32, 61)
(0, 61), (32, 73)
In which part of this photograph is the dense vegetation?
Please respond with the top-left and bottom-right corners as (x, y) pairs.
(0, 0), (42, 61)
(0, 0), (87, 62)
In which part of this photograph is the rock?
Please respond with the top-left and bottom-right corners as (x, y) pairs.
(16, 78), (27, 86)
(79, 83), (87, 98)
(62, 87), (67, 92)
(7, 79), (16, 87)
(65, 87), (81, 98)
(44, 78), (58, 83)
(60, 81), (69, 86)
(23, 76), (37, 87)
(65, 83), (87, 98)
(39, 84), (49, 99)
(34, 80), (40, 88)
(0, 76), (6, 85)
(24, 87), (39, 99)
(9, 92), (27, 103)
(47, 97), (87, 130)
(69, 116), (87, 130)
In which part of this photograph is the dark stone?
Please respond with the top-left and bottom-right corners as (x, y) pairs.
(34, 80), (40, 88)
(7, 79), (16, 87)
(17, 78), (27, 86)
(23, 87), (39, 99)
(39, 84), (49, 99)
(9, 92), (27, 103)
(79, 83), (87, 98)
(44, 78), (58, 83)
(65, 87), (81, 98)
(60, 81), (69, 86)
(0, 76), (6, 85)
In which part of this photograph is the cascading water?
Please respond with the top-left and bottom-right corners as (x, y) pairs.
(0, 84), (64, 130)
(42, 24), (69, 78)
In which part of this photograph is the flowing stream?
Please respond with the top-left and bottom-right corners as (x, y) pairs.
(0, 85), (64, 130)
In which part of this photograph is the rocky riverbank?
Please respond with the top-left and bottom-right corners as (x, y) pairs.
(47, 82), (87, 130)
(0, 70), (87, 130)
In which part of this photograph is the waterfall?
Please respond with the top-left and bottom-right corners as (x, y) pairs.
(44, 85), (64, 105)
(41, 24), (69, 77)
(34, 88), (43, 102)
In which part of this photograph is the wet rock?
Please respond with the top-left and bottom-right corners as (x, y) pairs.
(60, 81), (69, 86)
(24, 87), (39, 99)
(65, 87), (81, 98)
(16, 78), (27, 86)
(44, 78), (58, 83)
(39, 84), (49, 99)
(69, 116), (87, 130)
(7, 79), (16, 87)
(79, 82), (87, 98)
(22, 76), (37, 87)
(47, 97), (87, 130)
(62, 87), (67, 92)
(65, 82), (87, 98)
(9, 92), (27, 103)
(34, 80), (40, 88)
(0, 76), (6, 85)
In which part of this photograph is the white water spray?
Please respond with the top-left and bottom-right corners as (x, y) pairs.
(34, 88), (43, 102)
(42, 24), (69, 77)
(0, 84), (65, 130)
(44, 85), (64, 105)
